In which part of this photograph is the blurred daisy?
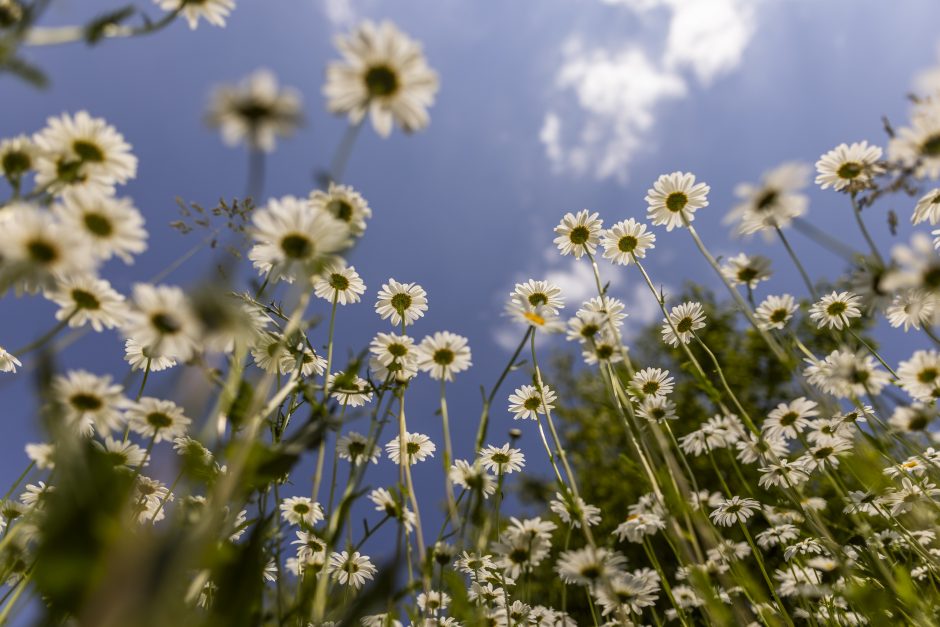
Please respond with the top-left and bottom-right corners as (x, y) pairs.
(122, 283), (201, 361)
(248, 195), (350, 284)
(207, 69), (301, 152)
(720, 253), (772, 289)
(375, 279), (428, 327)
(888, 109), (940, 179)
(814, 141), (883, 192)
(886, 289), (935, 331)
(808, 291), (862, 330)
(555, 546), (626, 587)
(549, 491), (601, 529)
(309, 182), (372, 237)
(251, 333), (326, 377)
(0, 135), (36, 187)
(507, 279), (565, 330)
(709, 496), (761, 527)
(478, 443), (525, 475)
(726, 162), (810, 236)
(882, 233), (940, 294)
(0, 203), (95, 294)
(96, 436), (148, 468)
(328, 550), (376, 589)
(45, 274), (126, 332)
(508, 384), (556, 420)
(313, 262), (366, 305)
(912, 188), (940, 225)
(368, 332), (418, 382)
(155, 0), (234, 29)
(25, 442), (55, 469)
(416, 331), (472, 381)
(803, 348), (891, 398)
(385, 431), (436, 465)
(755, 294), (799, 330)
(336, 431), (381, 465)
(55, 189), (147, 263)
(368, 487), (416, 531)
(635, 396), (677, 424)
(889, 403), (936, 433)
(897, 350), (940, 402)
(645, 171), (710, 231)
(0, 347), (22, 373)
(327, 372), (373, 406)
(600, 218), (656, 265)
(324, 20), (439, 137)
(553, 209), (602, 258)
(763, 397), (819, 441)
(449, 459), (496, 497)
(280, 497), (324, 527)
(124, 338), (177, 372)
(581, 332), (623, 366)
(661, 301), (706, 347)
(127, 397), (191, 443)
(53, 370), (127, 436)
(32, 111), (137, 194)
(613, 512), (666, 543)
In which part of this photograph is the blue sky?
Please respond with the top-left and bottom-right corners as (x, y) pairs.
(3, 0), (940, 554)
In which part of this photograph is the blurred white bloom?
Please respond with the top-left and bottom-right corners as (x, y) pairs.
(53, 370), (128, 436)
(897, 350), (940, 403)
(156, 0), (234, 29)
(886, 289), (935, 331)
(882, 233), (940, 294)
(720, 253), (772, 289)
(123, 283), (201, 361)
(814, 141), (883, 192)
(309, 183), (372, 237)
(726, 162), (810, 236)
(280, 497), (324, 527)
(646, 171), (710, 231)
(888, 108), (940, 179)
(803, 348), (891, 399)
(324, 20), (439, 137)
(709, 496), (761, 527)
(96, 436), (148, 468)
(207, 69), (301, 152)
(336, 431), (380, 465)
(549, 491), (601, 529)
(127, 397), (191, 443)
(251, 332), (326, 377)
(0, 347), (22, 373)
(888, 403), (936, 433)
(328, 551), (376, 589)
(449, 459), (496, 497)
(912, 188), (940, 225)
(555, 546), (626, 587)
(55, 189), (147, 263)
(45, 274), (126, 332)
(25, 443), (55, 470)
(0, 135), (36, 184)
(124, 338), (177, 372)
(327, 372), (373, 406)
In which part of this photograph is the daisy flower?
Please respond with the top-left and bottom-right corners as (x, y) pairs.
(889, 403), (936, 433)
(248, 195), (350, 284)
(912, 188), (940, 225)
(507, 384), (556, 420)
(814, 141), (883, 192)
(368, 332), (418, 382)
(32, 111), (137, 194)
(324, 20), (439, 137)
(888, 109), (940, 179)
(96, 436), (148, 468)
(882, 233), (940, 294)
(385, 432), (436, 465)
(375, 279), (428, 328)
(555, 546), (626, 587)
(0, 347), (22, 373)
(155, 0), (234, 29)
(886, 289), (935, 331)
(45, 274), (126, 332)
(280, 497), (324, 527)
(763, 397), (819, 441)
(55, 189), (147, 263)
(628, 367), (674, 400)
(725, 162), (810, 236)
(581, 331), (623, 366)
(566, 311), (604, 345)
(309, 182), (372, 237)
(52, 370), (127, 436)
(328, 551), (377, 589)
(0, 135), (36, 186)
(127, 397), (191, 443)
(736, 432), (789, 465)
(660, 301), (706, 347)
(553, 209), (602, 258)
(595, 572), (660, 617)
(808, 291), (862, 330)
(251, 333), (326, 377)
(709, 496), (761, 527)
(720, 253), (772, 289)
(613, 512), (666, 543)
(600, 218), (656, 265)
(449, 459), (496, 497)
(635, 396), (677, 424)
(327, 372), (373, 406)
(803, 348), (891, 398)
(313, 262), (366, 305)
(897, 350), (940, 402)
(549, 491), (601, 529)
(122, 283), (201, 361)
(336, 431), (381, 465)
(506, 279), (566, 330)
(124, 338), (177, 372)
(478, 443), (525, 475)
(416, 331), (472, 381)
(25, 442), (55, 470)
(645, 171), (710, 231)
(206, 69), (302, 152)
(368, 487), (416, 532)
(0, 203), (95, 294)
(755, 294), (799, 330)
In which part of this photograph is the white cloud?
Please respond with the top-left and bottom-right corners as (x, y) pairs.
(322, 0), (356, 28)
(543, 0), (759, 181)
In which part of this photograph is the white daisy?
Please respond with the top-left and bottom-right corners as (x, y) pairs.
(808, 291), (862, 330)
(248, 195), (351, 284)
(725, 162), (810, 236)
(506, 279), (566, 330)
(889, 403), (936, 433)
(54, 189), (147, 263)
(555, 546), (626, 587)
(324, 20), (439, 137)
(313, 262), (366, 305)
(52, 370), (127, 436)
(755, 294), (799, 330)
(155, 0), (234, 29)
(0, 135), (37, 185)
(32, 111), (137, 194)
(45, 274), (126, 332)
(888, 109), (940, 179)
(336, 431), (381, 465)
(385, 432), (436, 465)
(207, 68), (302, 152)
(25, 442), (55, 469)
(645, 171), (710, 231)
(720, 253), (772, 289)
(368, 487), (416, 531)
(660, 301), (706, 347)
(709, 496), (761, 527)
(553, 209), (603, 258)
(600, 218), (656, 265)
(127, 397), (191, 443)
(280, 496), (324, 527)
(549, 491), (601, 529)
(327, 372), (373, 407)
(250, 333), (327, 377)
(886, 289), (935, 331)
(814, 141), (883, 192)
(635, 396), (677, 424)
(0, 347), (23, 373)
(416, 331), (472, 381)
(96, 436), (148, 468)
(912, 188), (940, 225)
(507, 384), (556, 420)
(449, 459), (496, 497)
(368, 332), (418, 382)
(124, 338), (177, 372)
(478, 443), (525, 475)
(897, 350), (940, 402)
(374, 278), (428, 327)
(803, 348), (892, 398)
(882, 233), (940, 294)
(309, 182), (372, 237)
(613, 512), (666, 543)
(122, 283), (201, 361)
(763, 397), (819, 441)
(628, 367), (674, 400)
(328, 550), (377, 589)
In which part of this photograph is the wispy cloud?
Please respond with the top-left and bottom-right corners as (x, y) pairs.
(542, 0), (759, 182)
